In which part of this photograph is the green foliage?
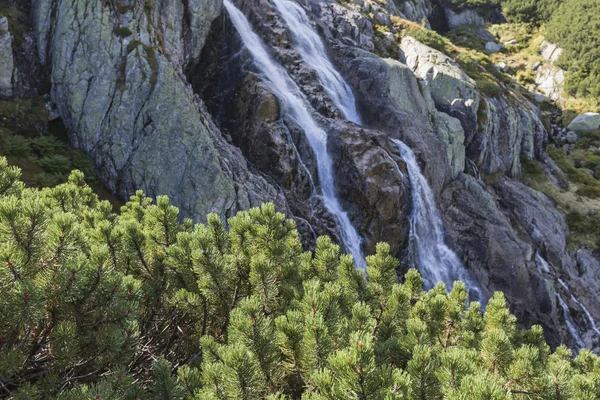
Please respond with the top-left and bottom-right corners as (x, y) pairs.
(2, 135), (31, 157)
(548, 146), (597, 186)
(500, 0), (560, 25)
(545, 0), (600, 100)
(438, 0), (499, 12)
(1, 158), (599, 398)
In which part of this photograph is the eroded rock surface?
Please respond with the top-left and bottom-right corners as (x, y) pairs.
(0, 16), (14, 98)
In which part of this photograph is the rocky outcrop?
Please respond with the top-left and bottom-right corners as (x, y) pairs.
(535, 41), (566, 103)
(336, 47), (453, 191)
(400, 36), (480, 137)
(444, 8), (484, 29)
(0, 17), (14, 98)
(568, 113), (600, 132)
(30, 0), (286, 221)
(470, 95), (546, 177)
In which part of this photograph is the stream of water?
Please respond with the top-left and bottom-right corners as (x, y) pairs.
(271, 0), (362, 124)
(224, 0), (366, 268)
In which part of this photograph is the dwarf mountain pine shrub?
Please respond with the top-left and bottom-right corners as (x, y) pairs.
(0, 157), (598, 399)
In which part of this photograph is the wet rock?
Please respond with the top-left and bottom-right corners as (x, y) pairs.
(336, 46), (453, 191)
(0, 17), (14, 98)
(328, 121), (411, 256)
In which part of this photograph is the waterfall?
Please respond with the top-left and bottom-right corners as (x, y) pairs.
(558, 279), (600, 337)
(224, 0), (366, 268)
(536, 251), (599, 346)
(556, 292), (587, 349)
(393, 139), (481, 298)
(271, 0), (362, 124)
(535, 252), (552, 273)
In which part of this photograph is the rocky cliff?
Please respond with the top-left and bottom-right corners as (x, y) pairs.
(2, 0), (598, 351)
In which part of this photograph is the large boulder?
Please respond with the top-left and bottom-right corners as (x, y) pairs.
(0, 17), (14, 98)
(568, 113), (600, 132)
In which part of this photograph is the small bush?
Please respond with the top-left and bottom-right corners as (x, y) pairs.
(406, 29), (450, 54)
(29, 135), (65, 157)
(548, 146), (597, 185)
(476, 79), (502, 97)
(576, 185), (600, 199)
(1, 135), (30, 157)
(113, 27), (133, 38)
(33, 172), (66, 188)
(36, 155), (72, 175)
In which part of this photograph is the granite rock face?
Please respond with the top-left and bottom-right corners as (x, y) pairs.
(0, 17), (14, 98)
(30, 0), (287, 221)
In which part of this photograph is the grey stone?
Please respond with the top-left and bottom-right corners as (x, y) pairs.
(565, 131), (579, 144)
(568, 113), (600, 132)
(0, 16), (14, 98)
(485, 41), (504, 53)
(495, 62), (509, 72)
(445, 8), (484, 29)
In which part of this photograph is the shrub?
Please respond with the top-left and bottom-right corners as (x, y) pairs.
(29, 135), (65, 157)
(548, 145), (597, 186)
(33, 172), (66, 188)
(545, 0), (600, 101)
(476, 79), (502, 97)
(439, 0), (499, 12)
(1, 135), (30, 157)
(1, 158), (599, 399)
(576, 185), (600, 198)
(500, 0), (560, 25)
(36, 154), (72, 175)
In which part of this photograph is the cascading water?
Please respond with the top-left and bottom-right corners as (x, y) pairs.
(271, 0), (362, 124)
(556, 292), (587, 349)
(558, 279), (600, 337)
(535, 251), (598, 347)
(270, 0), (480, 296)
(224, 0), (366, 268)
(394, 139), (481, 299)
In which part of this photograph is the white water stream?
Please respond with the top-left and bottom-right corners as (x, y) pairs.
(267, 0), (480, 296)
(394, 139), (481, 298)
(271, 0), (362, 124)
(224, 0), (366, 268)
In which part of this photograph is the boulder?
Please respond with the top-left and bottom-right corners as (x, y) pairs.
(495, 62), (508, 73)
(445, 8), (484, 29)
(568, 113), (600, 132)
(0, 17), (14, 98)
(485, 41), (503, 53)
(565, 131), (578, 144)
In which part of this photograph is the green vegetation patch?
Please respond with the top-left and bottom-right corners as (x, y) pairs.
(545, 0), (600, 101)
(1, 159), (599, 398)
